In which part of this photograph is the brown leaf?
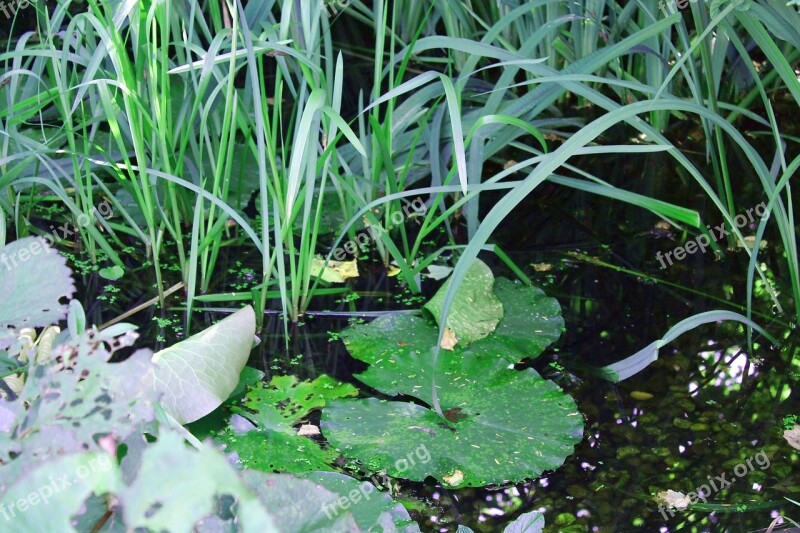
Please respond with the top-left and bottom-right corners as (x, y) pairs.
(443, 408), (467, 422)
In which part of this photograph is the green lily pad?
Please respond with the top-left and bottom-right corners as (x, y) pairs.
(235, 374), (358, 434)
(325, 275), (579, 489)
(321, 363), (583, 488)
(423, 259), (503, 346)
(490, 278), (564, 358)
(221, 428), (339, 473)
(98, 265), (125, 280)
(220, 375), (358, 474)
(339, 279), (564, 404)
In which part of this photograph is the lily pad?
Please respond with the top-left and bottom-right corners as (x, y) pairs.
(326, 274), (580, 488)
(221, 428), (339, 473)
(220, 375), (357, 474)
(489, 278), (564, 358)
(339, 279), (565, 404)
(321, 362), (583, 488)
(0, 237), (75, 349)
(423, 259), (503, 347)
(236, 374), (358, 433)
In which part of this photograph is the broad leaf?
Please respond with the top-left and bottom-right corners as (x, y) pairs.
(458, 511), (545, 533)
(236, 375), (358, 433)
(220, 375), (357, 474)
(0, 452), (121, 533)
(504, 511), (545, 533)
(118, 431), (277, 531)
(0, 237), (75, 349)
(322, 364), (583, 488)
(340, 279), (564, 404)
(423, 259), (503, 347)
(299, 471), (421, 532)
(151, 306), (256, 424)
(222, 428), (339, 473)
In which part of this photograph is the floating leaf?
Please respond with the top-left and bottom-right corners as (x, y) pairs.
(98, 265), (125, 280)
(423, 259), (503, 346)
(151, 306), (256, 424)
(235, 375), (358, 434)
(298, 424), (320, 436)
(221, 428), (339, 473)
(784, 425), (800, 450)
(322, 363), (583, 488)
(326, 276), (580, 488)
(311, 257), (359, 283)
(489, 279), (564, 358)
(220, 375), (357, 474)
(340, 280), (564, 404)
(0, 237), (75, 349)
(654, 490), (692, 511)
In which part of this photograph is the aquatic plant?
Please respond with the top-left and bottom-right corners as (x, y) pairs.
(322, 259), (583, 488)
(0, 237), (416, 531)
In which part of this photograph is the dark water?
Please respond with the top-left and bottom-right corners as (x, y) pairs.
(65, 153), (799, 532)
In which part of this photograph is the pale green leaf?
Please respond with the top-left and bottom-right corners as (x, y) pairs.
(151, 306), (256, 424)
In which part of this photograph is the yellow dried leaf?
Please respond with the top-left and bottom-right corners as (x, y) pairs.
(440, 327), (458, 351)
(655, 220), (671, 231)
(298, 424), (321, 437)
(443, 469), (465, 487)
(310, 258), (359, 283)
(654, 490), (691, 511)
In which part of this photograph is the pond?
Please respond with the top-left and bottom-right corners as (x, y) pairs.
(67, 175), (797, 532)
(1, 1), (799, 531)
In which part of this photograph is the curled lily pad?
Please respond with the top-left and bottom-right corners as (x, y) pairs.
(321, 363), (583, 488)
(150, 306), (256, 424)
(423, 259), (503, 347)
